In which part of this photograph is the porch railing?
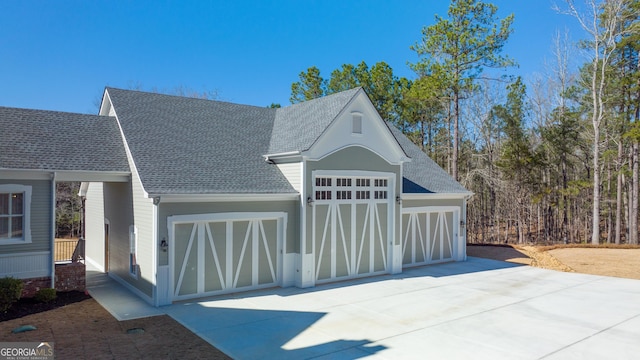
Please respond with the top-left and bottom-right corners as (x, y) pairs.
(55, 238), (85, 263)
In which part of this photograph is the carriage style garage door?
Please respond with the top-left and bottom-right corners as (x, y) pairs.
(312, 174), (393, 283)
(401, 207), (459, 267)
(168, 212), (286, 301)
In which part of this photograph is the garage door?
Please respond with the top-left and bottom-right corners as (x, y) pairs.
(401, 207), (459, 267)
(312, 175), (393, 283)
(168, 213), (285, 301)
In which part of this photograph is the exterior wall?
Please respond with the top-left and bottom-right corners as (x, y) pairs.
(276, 162), (302, 193)
(402, 198), (464, 209)
(55, 262), (85, 292)
(304, 146), (402, 254)
(0, 179), (52, 280)
(103, 182), (155, 298)
(157, 199), (300, 267)
(84, 182), (105, 271)
(129, 169), (156, 296)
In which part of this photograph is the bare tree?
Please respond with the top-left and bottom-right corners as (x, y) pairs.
(556, 0), (632, 244)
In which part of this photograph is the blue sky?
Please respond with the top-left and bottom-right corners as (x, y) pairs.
(0, 1), (587, 114)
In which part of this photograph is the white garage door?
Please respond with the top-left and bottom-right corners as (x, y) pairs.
(402, 207), (459, 267)
(312, 175), (393, 283)
(168, 213), (285, 301)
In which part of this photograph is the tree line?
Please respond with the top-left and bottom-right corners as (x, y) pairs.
(290, 0), (639, 245)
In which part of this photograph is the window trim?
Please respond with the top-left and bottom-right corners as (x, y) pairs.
(0, 184), (32, 245)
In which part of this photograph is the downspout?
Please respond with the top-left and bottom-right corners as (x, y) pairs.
(50, 172), (57, 288)
(462, 194), (471, 261)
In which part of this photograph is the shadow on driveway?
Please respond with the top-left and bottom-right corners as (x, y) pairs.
(164, 257), (523, 359)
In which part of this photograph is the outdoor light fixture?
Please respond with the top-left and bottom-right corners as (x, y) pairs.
(307, 196), (314, 207)
(160, 238), (168, 252)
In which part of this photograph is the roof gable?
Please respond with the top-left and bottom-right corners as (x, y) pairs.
(306, 89), (408, 164)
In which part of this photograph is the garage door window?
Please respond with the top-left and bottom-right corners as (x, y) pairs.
(314, 176), (389, 202)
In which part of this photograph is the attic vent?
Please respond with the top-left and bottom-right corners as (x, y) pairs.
(352, 113), (362, 134)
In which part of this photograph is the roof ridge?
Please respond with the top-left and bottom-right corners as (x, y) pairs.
(278, 86), (362, 111)
(105, 86), (277, 111)
(0, 105), (110, 118)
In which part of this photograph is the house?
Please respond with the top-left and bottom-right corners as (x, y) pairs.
(1, 87), (471, 305)
(0, 107), (129, 294)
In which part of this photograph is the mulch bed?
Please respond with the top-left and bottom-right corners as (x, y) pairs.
(0, 290), (91, 322)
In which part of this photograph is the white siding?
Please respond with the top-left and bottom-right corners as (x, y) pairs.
(130, 167), (155, 289)
(0, 251), (50, 279)
(84, 182), (105, 271)
(276, 162), (302, 193)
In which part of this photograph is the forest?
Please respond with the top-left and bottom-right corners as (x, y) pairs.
(288, 0), (639, 245)
(55, 0), (638, 245)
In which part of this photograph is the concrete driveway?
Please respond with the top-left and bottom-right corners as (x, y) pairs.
(164, 257), (640, 359)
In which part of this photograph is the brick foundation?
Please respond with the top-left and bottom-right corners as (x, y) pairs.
(17, 263), (86, 298)
(21, 277), (51, 298)
(55, 262), (86, 292)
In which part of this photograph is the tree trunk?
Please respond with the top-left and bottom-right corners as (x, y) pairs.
(615, 138), (623, 244)
(453, 88), (459, 181)
(631, 141), (639, 244)
(592, 125), (601, 244)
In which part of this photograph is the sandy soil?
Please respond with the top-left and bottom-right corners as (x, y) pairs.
(548, 248), (640, 280)
(468, 244), (640, 279)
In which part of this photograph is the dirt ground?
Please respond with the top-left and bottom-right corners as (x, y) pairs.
(468, 244), (640, 279)
(2, 245), (638, 359)
(0, 297), (230, 359)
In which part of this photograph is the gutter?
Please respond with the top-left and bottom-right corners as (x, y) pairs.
(263, 151), (302, 163)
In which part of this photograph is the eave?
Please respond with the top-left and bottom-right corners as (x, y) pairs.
(0, 168), (130, 182)
(401, 192), (474, 200)
(150, 193), (301, 203)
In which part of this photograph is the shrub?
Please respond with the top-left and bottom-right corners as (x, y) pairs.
(0, 277), (24, 312)
(34, 288), (57, 303)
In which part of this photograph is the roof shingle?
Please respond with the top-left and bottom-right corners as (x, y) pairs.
(0, 107), (129, 172)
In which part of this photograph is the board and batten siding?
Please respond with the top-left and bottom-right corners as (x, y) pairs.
(84, 182), (105, 271)
(0, 179), (51, 279)
(276, 162), (302, 193)
(304, 146), (402, 253)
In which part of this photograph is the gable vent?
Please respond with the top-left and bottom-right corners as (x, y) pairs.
(352, 112), (362, 134)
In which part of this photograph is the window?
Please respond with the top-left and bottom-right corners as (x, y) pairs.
(129, 225), (138, 277)
(0, 184), (31, 244)
(313, 176), (390, 203)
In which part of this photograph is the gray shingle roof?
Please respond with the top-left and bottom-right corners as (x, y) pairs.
(268, 88), (360, 154)
(105, 88), (296, 195)
(0, 106), (129, 172)
(106, 87), (468, 196)
(387, 124), (470, 194)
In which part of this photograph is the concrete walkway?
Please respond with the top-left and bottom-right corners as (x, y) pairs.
(163, 257), (640, 359)
(86, 267), (163, 321)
